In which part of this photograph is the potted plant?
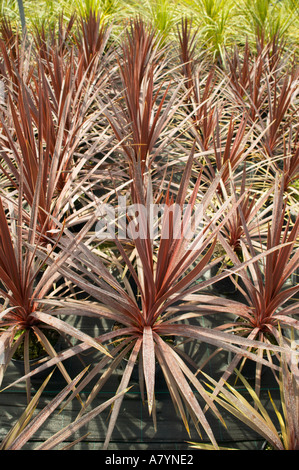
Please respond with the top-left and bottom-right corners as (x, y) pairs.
(0, 17), (117, 401)
(0, 19), (109, 246)
(201, 178), (299, 394)
(38, 144), (286, 450)
(8, 327), (61, 378)
(0, 192), (111, 402)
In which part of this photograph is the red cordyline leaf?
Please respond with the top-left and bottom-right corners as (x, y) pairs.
(37, 386), (130, 451)
(73, 8), (111, 78)
(0, 40), (106, 242)
(142, 326), (155, 414)
(30, 311), (110, 358)
(103, 337), (142, 450)
(153, 332), (220, 448)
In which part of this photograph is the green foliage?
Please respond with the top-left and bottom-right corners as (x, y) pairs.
(239, 0), (295, 42)
(1, 0), (297, 52)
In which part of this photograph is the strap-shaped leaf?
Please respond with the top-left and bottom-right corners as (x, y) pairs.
(143, 326), (155, 415)
(30, 311), (111, 358)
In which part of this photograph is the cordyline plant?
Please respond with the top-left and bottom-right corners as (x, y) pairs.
(225, 34), (298, 158)
(251, 123), (299, 211)
(0, 367), (130, 450)
(225, 33), (294, 116)
(260, 63), (298, 159)
(225, 39), (265, 122)
(177, 18), (221, 152)
(0, 17), (34, 97)
(0, 16), (20, 69)
(0, 189), (111, 403)
(98, 17), (187, 188)
(200, 177), (299, 396)
(34, 10), (111, 96)
(269, 123), (299, 197)
(24, 146), (287, 450)
(0, 33), (108, 243)
(200, 112), (271, 194)
(73, 7), (111, 80)
(213, 167), (274, 260)
(32, 13), (76, 65)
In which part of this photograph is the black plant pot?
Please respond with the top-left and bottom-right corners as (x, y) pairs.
(12, 355), (56, 382)
(11, 335), (80, 388)
(211, 262), (238, 295)
(11, 333), (64, 380)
